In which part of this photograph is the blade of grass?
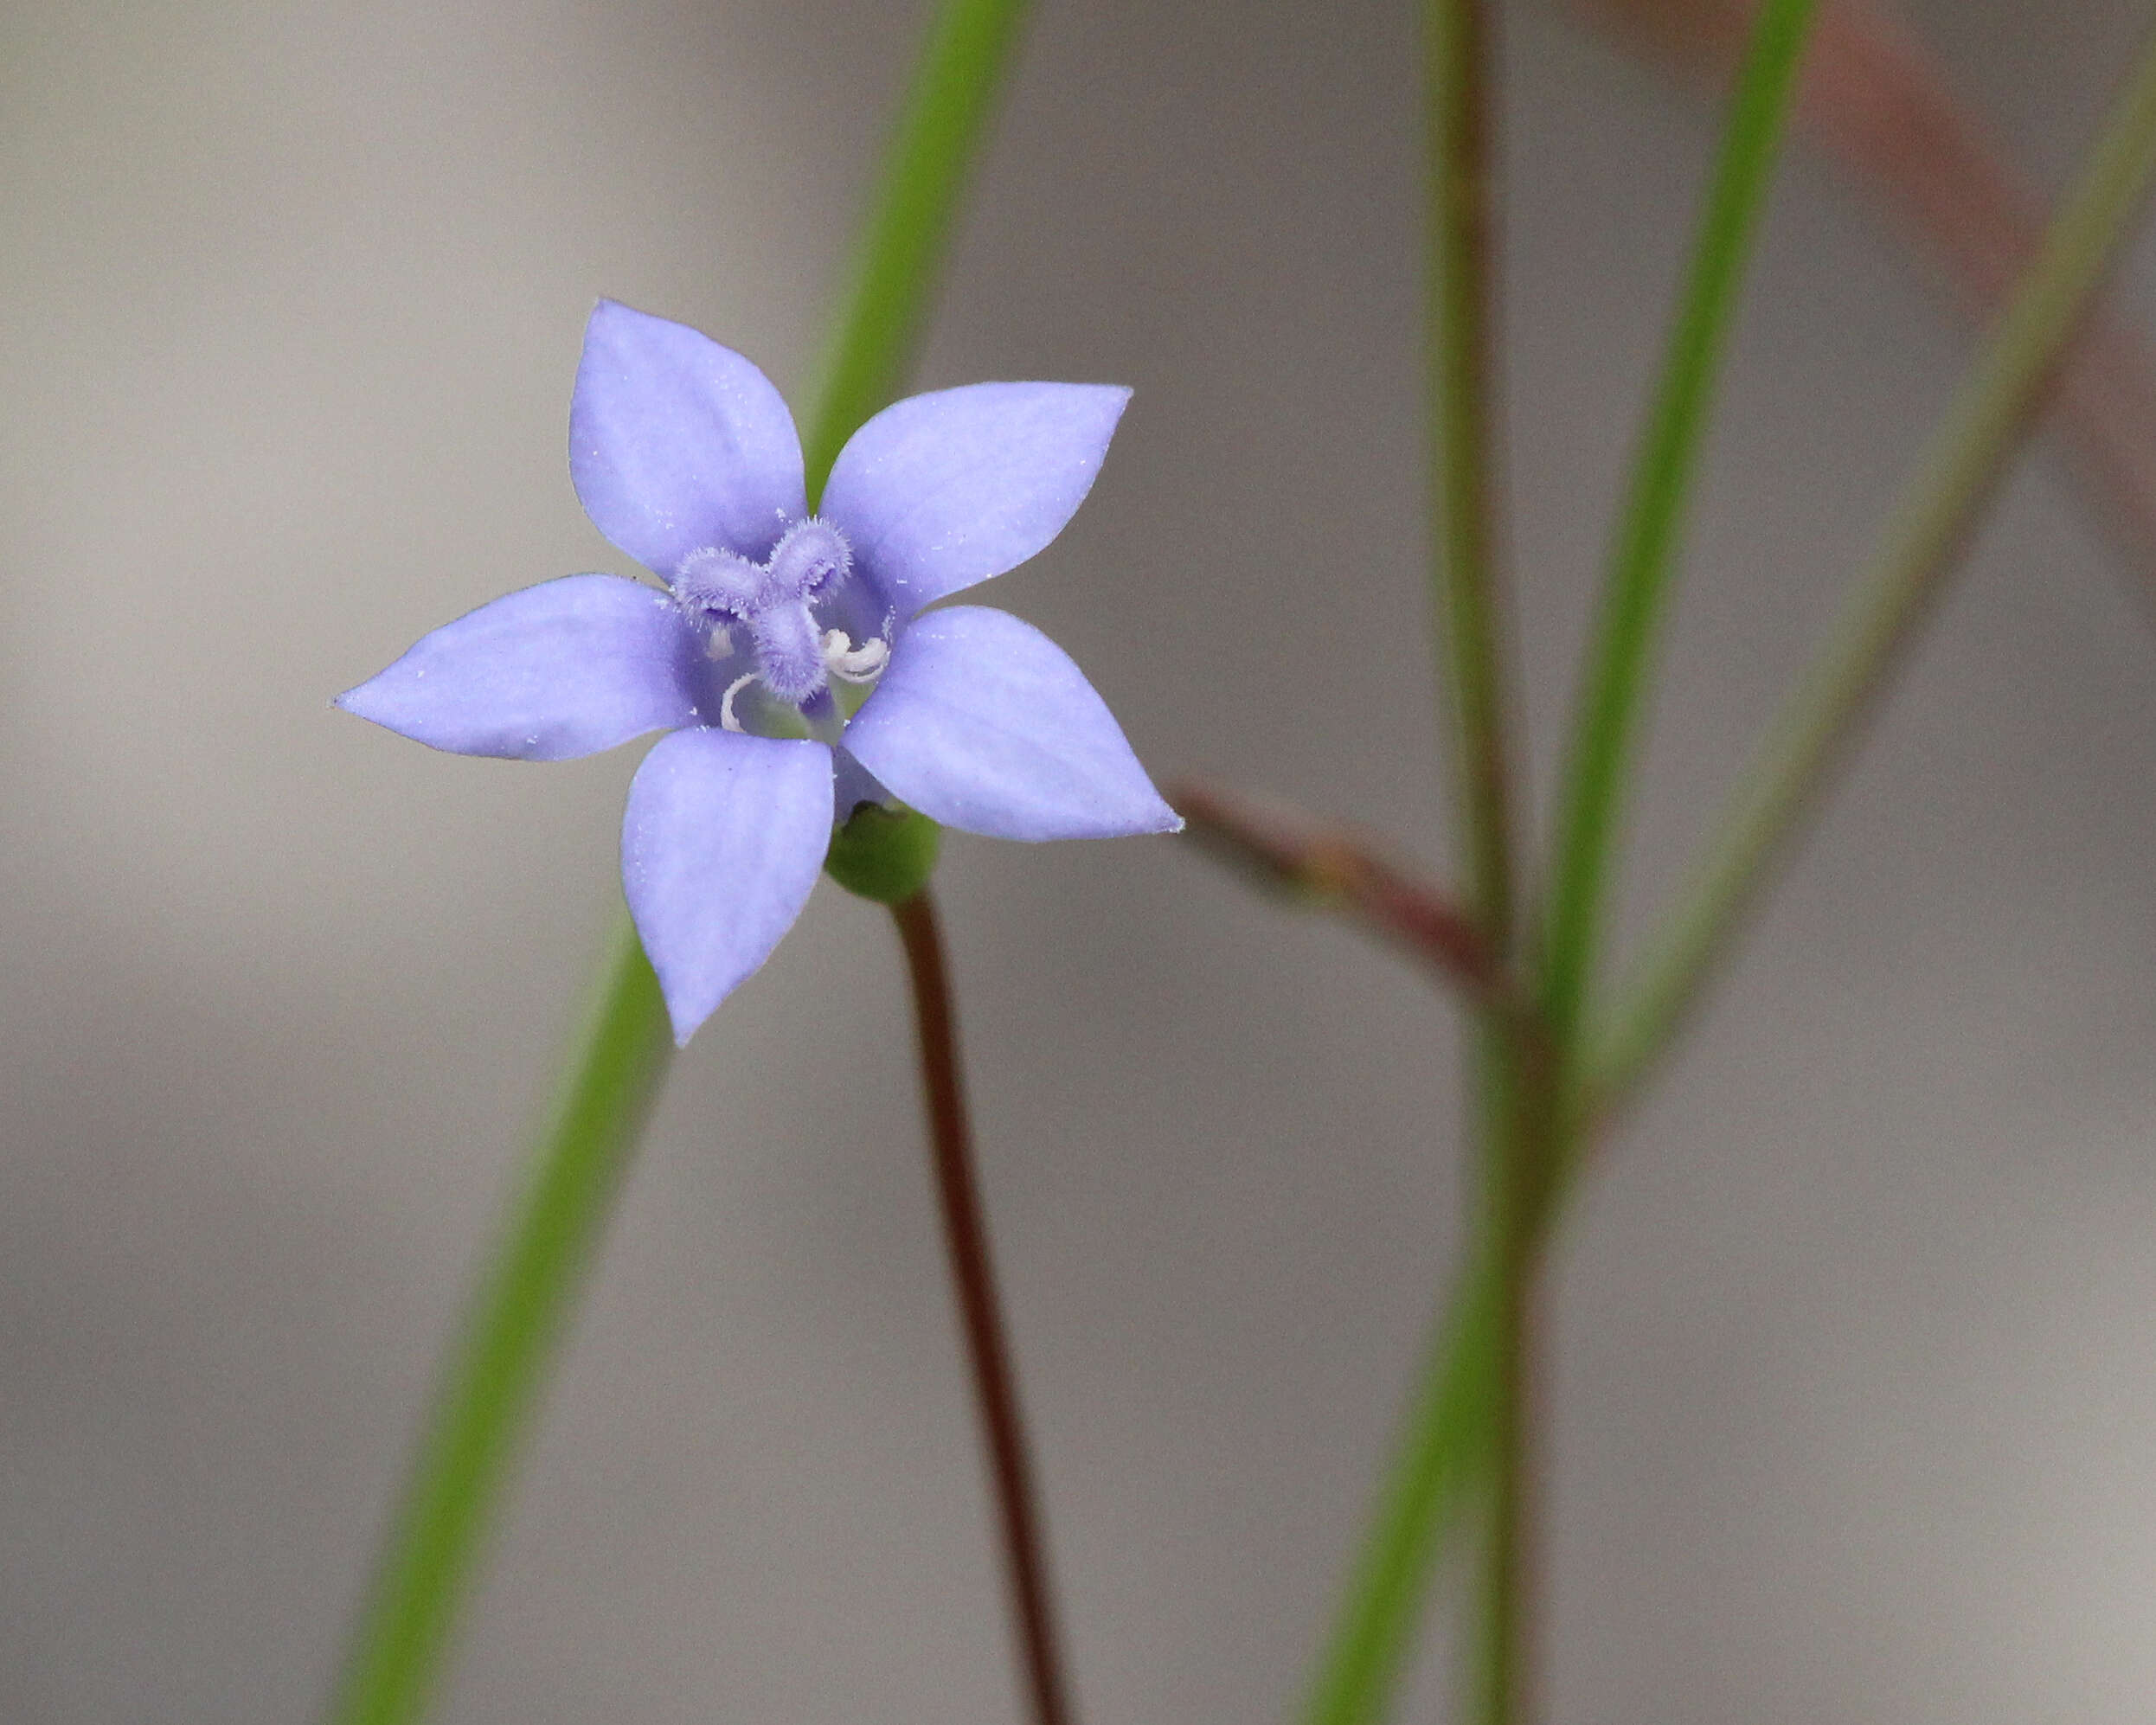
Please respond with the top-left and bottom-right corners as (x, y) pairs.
(1538, 0), (1818, 1048)
(324, 3), (1032, 1720)
(1589, 16), (2156, 1111)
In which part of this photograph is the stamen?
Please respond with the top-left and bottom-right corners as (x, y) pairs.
(719, 672), (759, 734)
(821, 629), (889, 683)
(705, 623), (735, 660)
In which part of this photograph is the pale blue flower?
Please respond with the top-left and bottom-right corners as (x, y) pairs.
(339, 302), (1178, 1042)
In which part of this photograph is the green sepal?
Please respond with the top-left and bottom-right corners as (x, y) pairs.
(824, 804), (942, 903)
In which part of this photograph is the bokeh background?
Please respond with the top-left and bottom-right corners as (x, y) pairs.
(4, 0), (2156, 1718)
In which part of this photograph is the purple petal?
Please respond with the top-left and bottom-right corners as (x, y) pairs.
(820, 382), (1130, 615)
(336, 574), (703, 760)
(842, 606), (1179, 842)
(621, 728), (834, 1043)
(570, 300), (807, 575)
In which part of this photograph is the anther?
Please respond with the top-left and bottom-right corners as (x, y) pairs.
(821, 630), (889, 683)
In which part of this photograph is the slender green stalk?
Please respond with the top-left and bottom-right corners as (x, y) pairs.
(1475, 1233), (1537, 1725)
(800, 0), (1032, 499)
(1300, 1247), (1503, 1725)
(1538, 0), (1818, 1048)
(1424, 3), (1535, 1715)
(1427, 0), (1522, 946)
(326, 3), (1031, 1719)
(328, 920), (672, 1725)
(1589, 17), (2156, 1112)
(1471, 1028), (1569, 1725)
(1303, 9), (1814, 1721)
(1305, 3), (1527, 1721)
(1299, 32), (2156, 1725)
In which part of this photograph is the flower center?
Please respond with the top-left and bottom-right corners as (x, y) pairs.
(671, 517), (889, 736)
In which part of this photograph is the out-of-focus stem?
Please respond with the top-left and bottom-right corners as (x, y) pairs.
(1170, 778), (1512, 1007)
(327, 920), (671, 1725)
(1593, 15), (2156, 1110)
(800, 0), (1032, 499)
(1425, 5), (1540, 1718)
(1537, 0), (1818, 1050)
(1303, 3), (1531, 1721)
(1585, 0), (2156, 605)
(1427, 0), (1524, 949)
(1300, 6), (1814, 1721)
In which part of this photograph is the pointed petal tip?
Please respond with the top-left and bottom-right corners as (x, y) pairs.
(1107, 794), (1184, 840)
(571, 303), (805, 570)
(620, 728), (833, 1045)
(331, 676), (382, 721)
(843, 607), (1179, 843)
(664, 993), (709, 1048)
(822, 382), (1134, 613)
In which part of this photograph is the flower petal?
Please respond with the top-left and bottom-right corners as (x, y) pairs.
(820, 382), (1130, 615)
(621, 728), (834, 1043)
(336, 574), (703, 760)
(570, 300), (807, 574)
(842, 606), (1179, 841)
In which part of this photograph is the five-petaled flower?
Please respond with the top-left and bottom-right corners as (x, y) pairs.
(338, 302), (1179, 1043)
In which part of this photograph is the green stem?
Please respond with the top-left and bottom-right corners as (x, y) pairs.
(1300, 1245), (1503, 1725)
(1538, 0), (1818, 1048)
(1302, 31), (2156, 1725)
(1301, 9), (1815, 1722)
(1303, 3), (1525, 1721)
(325, 2), (1032, 1718)
(1423, 3), (1535, 1714)
(328, 920), (672, 1725)
(1589, 16), (2156, 1112)
(800, 0), (1033, 501)
(1427, 0), (1522, 947)
(1476, 1232), (1537, 1725)
(1472, 1033), (1563, 1725)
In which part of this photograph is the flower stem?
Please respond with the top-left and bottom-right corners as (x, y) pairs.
(1302, 28), (2156, 1725)
(1299, 1244), (1501, 1725)
(1472, 1033), (1565, 1725)
(1425, 4), (1539, 1717)
(324, 0), (1035, 1716)
(328, 919), (672, 1725)
(1538, 0), (1818, 1049)
(1426, 0), (1522, 950)
(1302, 7), (1816, 1722)
(890, 890), (1074, 1725)
(1588, 11), (2156, 1113)
(1302, 2), (1529, 1720)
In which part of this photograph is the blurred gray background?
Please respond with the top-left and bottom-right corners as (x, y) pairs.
(4, 0), (2155, 1719)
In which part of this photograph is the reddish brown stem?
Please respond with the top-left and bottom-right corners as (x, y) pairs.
(1171, 777), (1514, 1006)
(889, 891), (1074, 1725)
